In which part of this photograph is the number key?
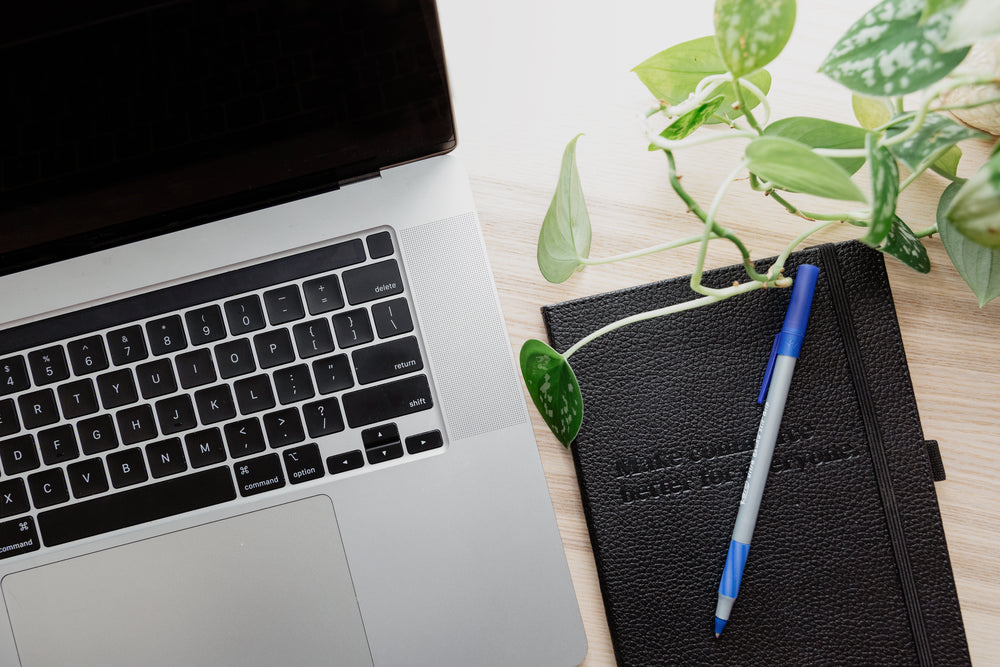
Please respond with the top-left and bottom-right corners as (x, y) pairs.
(224, 295), (266, 335)
(107, 325), (148, 365)
(185, 305), (227, 345)
(146, 315), (187, 355)
(67, 336), (109, 375)
(0, 356), (29, 396)
(28, 346), (69, 385)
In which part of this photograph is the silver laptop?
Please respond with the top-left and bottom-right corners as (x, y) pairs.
(0, 2), (586, 665)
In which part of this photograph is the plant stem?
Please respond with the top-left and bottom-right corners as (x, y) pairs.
(664, 152), (768, 282)
(579, 234), (710, 265)
(732, 78), (763, 134)
(562, 279), (777, 360)
(769, 220), (838, 277)
(691, 160), (750, 295)
(913, 224), (938, 239)
(766, 189), (868, 224)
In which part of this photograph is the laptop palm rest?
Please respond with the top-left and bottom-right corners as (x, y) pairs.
(2, 495), (373, 667)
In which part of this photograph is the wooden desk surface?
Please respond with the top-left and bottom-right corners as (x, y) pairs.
(436, 0), (1000, 664)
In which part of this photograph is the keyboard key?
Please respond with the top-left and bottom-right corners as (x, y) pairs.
(96, 369), (139, 409)
(37, 424), (79, 465)
(332, 309), (373, 349)
(0, 399), (19, 437)
(0, 356), (30, 396)
(18, 389), (60, 429)
(78, 414), (119, 455)
(28, 346), (69, 386)
(225, 295), (266, 335)
(185, 305), (227, 345)
(362, 423), (400, 449)
(194, 384), (237, 425)
(264, 285), (305, 325)
(136, 359), (177, 399)
(302, 397), (345, 438)
(405, 430), (444, 455)
(234, 453), (285, 497)
(342, 375), (433, 429)
(154, 394), (198, 435)
(366, 443), (404, 465)
(38, 466), (236, 547)
(175, 349), (217, 388)
(327, 450), (364, 475)
(185, 428), (227, 468)
(67, 458), (109, 499)
(215, 338), (256, 379)
(365, 231), (394, 259)
(0, 516), (40, 560)
(283, 443), (324, 484)
(274, 364), (315, 405)
(254, 329), (295, 369)
(292, 319), (335, 358)
(28, 468), (70, 509)
(146, 438), (188, 478)
(303, 275), (345, 315)
(343, 259), (404, 305)
(224, 419), (266, 459)
(312, 354), (353, 394)
(67, 336), (109, 376)
(372, 298), (413, 338)
(107, 448), (148, 488)
(146, 315), (187, 355)
(234, 374), (276, 414)
(57, 378), (100, 419)
(263, 408), (305, 448)
(115, 404), (158, 445)
(0, 435), (40, 475)
(107, 325), (149, 365)
(352, 336), (423, 385)
(0, 479), (30, 518)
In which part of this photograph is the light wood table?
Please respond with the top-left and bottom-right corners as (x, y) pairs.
(436, 1), (1000, 663)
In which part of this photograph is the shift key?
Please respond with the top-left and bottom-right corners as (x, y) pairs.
(342, 375), (432, 428)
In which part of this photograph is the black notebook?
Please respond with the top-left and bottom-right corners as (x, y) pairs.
(542, 241), (969, 666)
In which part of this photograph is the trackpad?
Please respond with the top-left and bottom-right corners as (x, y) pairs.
(2, 495), (373, 667)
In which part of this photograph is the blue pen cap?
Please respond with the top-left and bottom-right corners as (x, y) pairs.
(776, 264), (819, 359)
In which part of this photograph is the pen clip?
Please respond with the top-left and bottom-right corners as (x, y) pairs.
(757, 334), (780, 404)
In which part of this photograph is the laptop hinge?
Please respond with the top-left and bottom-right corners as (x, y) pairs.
(338, 170), (382, 187)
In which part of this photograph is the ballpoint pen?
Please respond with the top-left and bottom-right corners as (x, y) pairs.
(714, 263), (819, 638)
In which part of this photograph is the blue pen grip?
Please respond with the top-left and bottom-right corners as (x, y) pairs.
(718, 539), (750, 598)
(776, 264), (819, 359)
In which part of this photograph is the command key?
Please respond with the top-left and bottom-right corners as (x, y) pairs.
(0, 516), (40, 559)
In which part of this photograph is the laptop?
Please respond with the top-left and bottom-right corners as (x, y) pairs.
(0, 2), (587, 665)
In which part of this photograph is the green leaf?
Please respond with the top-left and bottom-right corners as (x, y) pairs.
(945, 152), (1000, 250)
(863, 133), (900, 247)
(537, 135), (592, 283)
(713, 0), (797, 78)
(879, 216), (931, 273)
(519, 339), (583, 447)
(852, 94), (892, 130)
(632, 36), (772, 124)
(648, 96), (725, 150)
(885, 113), (985, 172)
(745, 136), (866, 202)
(939, 180), (1000, 306)
(820, 0), (970, 96)
(763, 116), (869, 174)
(920, 0), (962, 24)
(933, 145), (962, 178)
(942, 0), (1000, 49)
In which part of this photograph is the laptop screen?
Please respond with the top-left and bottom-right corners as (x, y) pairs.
(0, 0), (455, 273)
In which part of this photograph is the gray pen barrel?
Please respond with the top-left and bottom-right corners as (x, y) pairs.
(732, 354), (797, 545)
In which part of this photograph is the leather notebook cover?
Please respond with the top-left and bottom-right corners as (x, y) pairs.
(542, 242), (969, 665)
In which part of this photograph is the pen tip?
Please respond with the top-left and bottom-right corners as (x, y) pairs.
(714, 633), (720, 639)
(714, 616), (727, 637)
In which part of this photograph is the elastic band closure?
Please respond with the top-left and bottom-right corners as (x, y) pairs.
(819, 243), (933, 667)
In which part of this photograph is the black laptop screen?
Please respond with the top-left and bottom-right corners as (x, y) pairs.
(0, 0), (455, 272)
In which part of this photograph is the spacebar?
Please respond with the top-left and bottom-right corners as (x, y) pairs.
(37, 467), (237, 547)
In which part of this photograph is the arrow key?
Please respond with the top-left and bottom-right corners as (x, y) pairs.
(365, 442), (403, 465)
(362, 423), (399, 449)
(326, 450), (364, 475)
(405, 430), (443, 455)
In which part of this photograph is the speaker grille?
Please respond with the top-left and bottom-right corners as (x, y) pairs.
(399, 213), (528, 441)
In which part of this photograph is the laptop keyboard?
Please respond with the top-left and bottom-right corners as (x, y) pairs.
(0, 230), (443, 555)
